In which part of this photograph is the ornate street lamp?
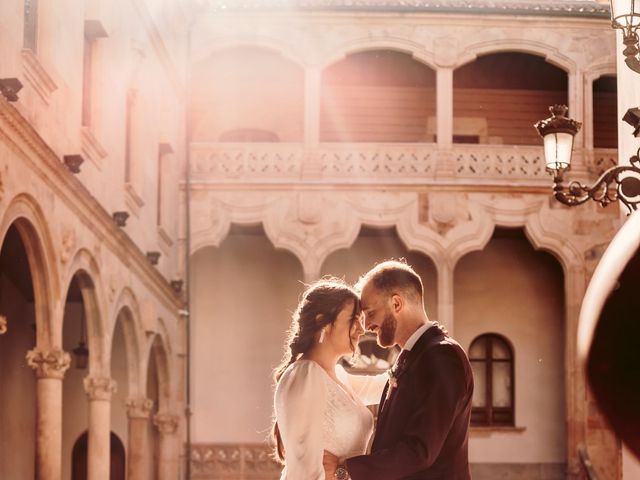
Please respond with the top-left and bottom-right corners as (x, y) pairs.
(609, 0), (640, 73)
(534, 104), (640, 214)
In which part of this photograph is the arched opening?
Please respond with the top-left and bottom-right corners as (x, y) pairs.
(321, 50), (436, 142)
(0, 224), (38, 478)
(190, 223), (303, 444)
(455, 227), (565, 479)
(146, 335), (169, 479)
(62, 273), (95, 480)
(71, 431), (125, 480)
(593, 75), (617, 149)
(190, 46), (304, 143)
(110, 308), (137, 470)
(453, 52), (568, 145)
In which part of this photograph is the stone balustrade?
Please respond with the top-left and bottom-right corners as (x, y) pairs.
(191, 143), (612, 186)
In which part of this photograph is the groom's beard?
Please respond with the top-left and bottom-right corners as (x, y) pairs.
(377, 310), (397, 347)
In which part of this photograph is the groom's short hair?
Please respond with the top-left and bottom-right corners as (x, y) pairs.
(357, 260), (423, 302)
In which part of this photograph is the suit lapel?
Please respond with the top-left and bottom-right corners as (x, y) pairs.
(374, 326), (446, 437)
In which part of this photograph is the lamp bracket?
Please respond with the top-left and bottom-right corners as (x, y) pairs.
(622, 30), (640, 74)
(552, 148), (640, 214)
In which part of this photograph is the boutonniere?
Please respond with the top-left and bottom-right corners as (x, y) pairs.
(386, 362), (403, 394)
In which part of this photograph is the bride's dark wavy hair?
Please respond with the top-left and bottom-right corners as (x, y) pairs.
(271, 278), (361, 463)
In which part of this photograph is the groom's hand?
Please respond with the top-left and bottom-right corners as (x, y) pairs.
(323, 450), (339, 477)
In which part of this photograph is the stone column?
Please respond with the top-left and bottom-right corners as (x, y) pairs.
(126, 397), (153, 480)
(435, 67), (455, 180)
(569, 70), (585, 148)
(564, 265), (588, 480)
(83, 376), (116, 480)
(304, 67), (322, 147)
(26, 348), (71, 480)
(436, 262), (455, 336)
(436, 67), (454, 149)
(153, 413), (180, 480)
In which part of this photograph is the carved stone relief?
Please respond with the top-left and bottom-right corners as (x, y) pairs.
(60, 227), (76, 264)
(154, 413), (179, 435)
(191, 444), (280, 479)
(83, 376), (117, 401)
(26, 348), (71, 379)
(126, 397), (154, 419)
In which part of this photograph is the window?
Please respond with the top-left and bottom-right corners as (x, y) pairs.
(23, 0), (39, 52)
(82, 21), (108, 128)
(82, 36), (93, 127)
(469, 333), (514, 426)
(157, 143), (173, 227)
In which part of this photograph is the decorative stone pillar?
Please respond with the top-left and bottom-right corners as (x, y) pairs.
(304, 67), (322, 147)
(126, 397), (154, 480)
(436, 262), (455, 336)
(26, 348), (71, 480)
(83, 376), (116, 480)
(153, 413), (180, 480)
(569, 70), (585, 149)
(564, 265), (588, 480)
(568, 70), (588, 179)
(436, 67), (454, 148)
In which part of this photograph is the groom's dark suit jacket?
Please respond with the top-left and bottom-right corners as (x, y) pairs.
(346, 326), (474, 480)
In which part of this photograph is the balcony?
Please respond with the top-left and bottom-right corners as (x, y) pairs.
(190, 143), (616, 188)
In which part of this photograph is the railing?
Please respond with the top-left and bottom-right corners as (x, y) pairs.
(190, 142), (613, 186)
(190, 443), (280, 479)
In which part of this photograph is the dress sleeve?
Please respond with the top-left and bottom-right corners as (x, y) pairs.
(275, 361), (327, 480)
(336, 364), (388, 406)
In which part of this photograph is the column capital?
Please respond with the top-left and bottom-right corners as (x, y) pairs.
(153, 413), (179, 435)
(26, 348), (71, 379)
(83, 376), (117, 401)
(126, 397), (154, 419)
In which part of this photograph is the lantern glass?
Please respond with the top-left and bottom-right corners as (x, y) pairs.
(611, 0), (640, 28)
(73, 341), (89, 369)
(543, 132), (574, 171)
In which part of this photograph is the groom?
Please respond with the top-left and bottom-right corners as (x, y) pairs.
(327, 260), (473, 480)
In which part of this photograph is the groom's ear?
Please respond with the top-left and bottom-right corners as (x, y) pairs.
(390, 294), (404, 313)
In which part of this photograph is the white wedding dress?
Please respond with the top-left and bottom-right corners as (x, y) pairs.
(275, 359), (388, 480)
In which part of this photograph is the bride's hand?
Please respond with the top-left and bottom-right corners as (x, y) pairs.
(323, 450), (339, 479)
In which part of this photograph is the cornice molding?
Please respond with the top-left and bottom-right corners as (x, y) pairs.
(207, 0), (610, 17)
(0, 99), (182, 313)
(21, 49), (58, 105)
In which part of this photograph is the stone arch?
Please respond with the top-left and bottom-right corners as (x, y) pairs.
(109, 288), (143, 395)
(190, 45), (305, 143)
(523, 211), (583, 275)
(143, 332), (172, 412)
(440, 197), (582, 276)
(320, 37), (437, 70)
(191, 194), (311, 276)
(584, 61), (617, 150)
(62, 248), (108, 373)
(191, 37), (307, 69)
(0, 193), (60, 347)
(584, 60), (617, 80)
(456, 39), (576, 73)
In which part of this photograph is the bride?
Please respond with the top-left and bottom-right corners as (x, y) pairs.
(272, 279), (387, 479)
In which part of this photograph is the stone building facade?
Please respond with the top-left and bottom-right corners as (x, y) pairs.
(0, 0), (636, 479)
(0, 0), (187, 479)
